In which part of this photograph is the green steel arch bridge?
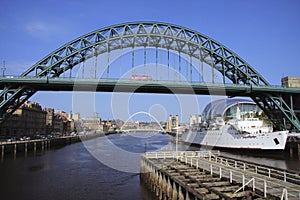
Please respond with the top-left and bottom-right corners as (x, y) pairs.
(0, 22), (299, 132)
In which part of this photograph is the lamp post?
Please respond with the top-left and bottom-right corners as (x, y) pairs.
(1, 61), (6, 77)
(174, 126), (180, 155)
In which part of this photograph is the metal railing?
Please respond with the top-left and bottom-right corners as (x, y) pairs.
(144, 150), (220, 159)
(207, 155), (300, 185)
(143, 151), (300, 199)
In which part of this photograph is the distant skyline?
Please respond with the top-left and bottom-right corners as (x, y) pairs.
(1, 0), (299, 122)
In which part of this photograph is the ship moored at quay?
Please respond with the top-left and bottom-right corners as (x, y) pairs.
(181, 98), (289, 150)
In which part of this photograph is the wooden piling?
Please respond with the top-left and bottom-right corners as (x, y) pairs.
(141, 151), (300, 200)
(1, 145), (4, 160)
(14, 143), (17, 158)
(42, 141), (44, 151)
(24, 143), (27, 157)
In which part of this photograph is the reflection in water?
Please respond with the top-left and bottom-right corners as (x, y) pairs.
(0, 133), (171, 200)
(0, 132), (299, 200)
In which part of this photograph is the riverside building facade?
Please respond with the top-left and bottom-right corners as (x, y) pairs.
(0, 101), (47, 137)
(0, 101), (75, 138)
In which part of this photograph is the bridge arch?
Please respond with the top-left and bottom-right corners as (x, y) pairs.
(120, 111), (165, 133)
(1, 22), (299, 131)
(21, 21), (269, 86)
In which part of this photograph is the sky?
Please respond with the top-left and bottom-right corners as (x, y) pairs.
(0, 0), (299, 122)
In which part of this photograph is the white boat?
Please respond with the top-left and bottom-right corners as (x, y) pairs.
(182, 102), (288, 150)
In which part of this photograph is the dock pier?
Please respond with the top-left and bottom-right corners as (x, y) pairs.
(0, 136), (81, 159)
(141, 151), (300, 200)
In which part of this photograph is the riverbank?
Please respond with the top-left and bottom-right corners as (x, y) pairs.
(0, 131), (118, 158)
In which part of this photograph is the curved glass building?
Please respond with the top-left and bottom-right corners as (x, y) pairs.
(202, 98), (262, 121)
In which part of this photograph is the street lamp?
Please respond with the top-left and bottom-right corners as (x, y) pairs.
(173, 126), (180, 155)
(1, 61), (6, 77)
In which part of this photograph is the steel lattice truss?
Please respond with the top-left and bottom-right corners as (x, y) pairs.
(0, 22), (299, 131)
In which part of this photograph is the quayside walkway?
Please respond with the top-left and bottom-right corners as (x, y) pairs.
(140, 151), (300, 200)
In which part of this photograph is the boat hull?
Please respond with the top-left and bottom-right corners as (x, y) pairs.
(181, 126), (288, 150)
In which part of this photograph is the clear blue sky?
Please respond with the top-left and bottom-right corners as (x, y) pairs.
(1, 0), (299, 122)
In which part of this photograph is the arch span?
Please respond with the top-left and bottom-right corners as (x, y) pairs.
(120, 111), (165, 133)
(21, 21), (269, 86)
(0, 22), (299, 131)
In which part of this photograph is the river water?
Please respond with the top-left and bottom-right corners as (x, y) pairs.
(0, 132), (299, 200)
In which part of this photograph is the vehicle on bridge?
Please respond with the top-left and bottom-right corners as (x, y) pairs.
(130, 74), (153, 81)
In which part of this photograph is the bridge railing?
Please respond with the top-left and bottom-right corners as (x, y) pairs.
(1, 76), (298, 88)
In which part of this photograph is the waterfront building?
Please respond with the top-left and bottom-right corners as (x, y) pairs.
(281, 76), (300, 127)
(45, 108), (54, 134)
(189, 114), (202, 127)
(53, 114), (64, 134)
(101, 120), (117, 132)
(281, 76), (300, 88)
(82, 115), (101, 131)
(0, 101), (47, 137)
(45, 109), (75, 135)
(121, 121), (139, 130)
(0, 102), (76, 138)
(53, 111), (75, 134)
(202, 98), (263, 122)
(166, 115), (179, 131)
(71, 112), (81, 121)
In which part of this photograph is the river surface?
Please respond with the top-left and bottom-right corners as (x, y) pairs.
(0, 132), (299, 200)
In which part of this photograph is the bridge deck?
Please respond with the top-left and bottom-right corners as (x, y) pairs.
(1, 77), (299, 96)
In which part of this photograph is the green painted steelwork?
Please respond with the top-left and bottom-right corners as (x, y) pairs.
(1, 77), (300, 95)
(0, 22), (299, 131)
